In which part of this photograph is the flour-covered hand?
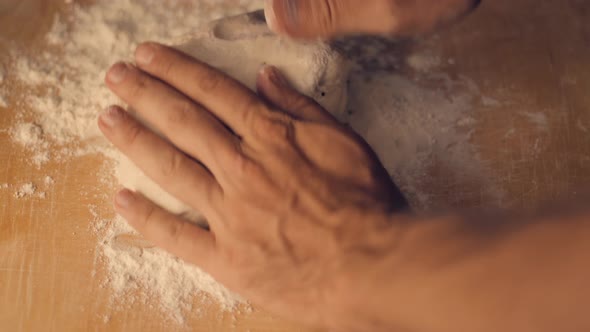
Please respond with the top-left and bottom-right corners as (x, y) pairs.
(99, 42), (406, 328)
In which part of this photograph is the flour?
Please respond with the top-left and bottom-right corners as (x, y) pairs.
(6, 0), (491, 326)
(44, 176), (55, 186)
(346, 71), (490, 208)
(14, 183), (36, 199)
(406, 53), (441, 72)
(521, 111), (549, 132)
(11, 123), (50, 166)
(577, 119), (588, 133)
(9, 0), (265, 324)
(98, 216), (242, 324)
(0, 67), (8, 108)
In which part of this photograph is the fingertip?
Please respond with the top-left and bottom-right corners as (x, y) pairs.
(263, 65), (290, 88)
(256, 64), (273, 84)
(98, 105), (125, 130)
(264, 0), (281, 33)
(114, 188), (136, 210)
(135, 42), (156, 66)
(106, 62), (131, 85)
(256, 65), (273, 92)
(256, 65), (292, 102)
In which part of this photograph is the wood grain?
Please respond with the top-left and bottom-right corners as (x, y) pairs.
(0, 0), (589, 331)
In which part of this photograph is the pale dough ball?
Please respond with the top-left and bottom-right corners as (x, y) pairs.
(117, 12), (350, 223)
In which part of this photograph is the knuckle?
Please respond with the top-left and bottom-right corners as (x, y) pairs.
(129, 74), (149, 100)
(171, 221), (188, 245)
(290, 94), (314, 113)
(197, 68), (226, 93)
(160, 150), (185, 178)
(161, 57), (175, 78)
(167, 100), (195, 127)
(123, 121), (144, 147)
(140, 203), (157, 228)
(233, 152), (257, 178)
(239, 95), (263, 125)
(230, 148), (268, 183)
(220, 247), (242, 267)
(203, 183), (221, 209)
(252, 115), (293, 143)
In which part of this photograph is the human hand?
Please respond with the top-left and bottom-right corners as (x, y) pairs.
(99, 42), (406, 328)
(264, 0), (482, 39)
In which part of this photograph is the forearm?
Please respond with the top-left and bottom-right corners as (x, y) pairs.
(328, 210), (590, 332)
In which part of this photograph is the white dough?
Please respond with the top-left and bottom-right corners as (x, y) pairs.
(118, 12), (350, 224)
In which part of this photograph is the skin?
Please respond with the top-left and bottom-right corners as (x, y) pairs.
(264, 0), (482, 39)
(99, 2), (590, 332)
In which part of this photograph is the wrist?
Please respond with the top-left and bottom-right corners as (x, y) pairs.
(322, 210), (410, 331)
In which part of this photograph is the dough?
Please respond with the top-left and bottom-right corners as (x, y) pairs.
(117, 12), (350, 224)
(176, 11), (350, 115)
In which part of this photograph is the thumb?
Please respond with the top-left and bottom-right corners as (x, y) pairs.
(264, 0), (397, 39)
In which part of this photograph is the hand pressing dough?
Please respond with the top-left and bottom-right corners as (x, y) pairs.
(117, 12), (350, 225)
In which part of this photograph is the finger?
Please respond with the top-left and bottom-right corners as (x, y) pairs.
(98, 106), (223, 217)
(105, 62), (240, 179)
(134, 43), (266, 138)
(264, 0), (482, 39)
(256, 65), (337, 124)
(265, 0), (397, 38)
(114, 189), (216, 268)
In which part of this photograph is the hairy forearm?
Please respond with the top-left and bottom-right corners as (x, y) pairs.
(328, 210), (590, 332)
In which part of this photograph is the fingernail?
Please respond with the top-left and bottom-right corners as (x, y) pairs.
(265, 0), (298, 32)
(135, 44), (154, 65)
(107, 62), (129, 84)
(283, 0), (299, 29)
(100, 106), (123, 128)
(265, 65), (289, 88)
(115, 189), (135, 208)
(264, 0), (280, 32)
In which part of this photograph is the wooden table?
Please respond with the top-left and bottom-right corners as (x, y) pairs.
(0, 0), (588, 331)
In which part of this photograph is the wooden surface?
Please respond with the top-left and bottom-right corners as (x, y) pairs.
(0, 0), (589, 331)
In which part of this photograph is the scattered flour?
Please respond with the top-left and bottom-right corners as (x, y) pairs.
(406, 53), (441, 72)
(11, 122), (45, 146)
(577, 119), (588, 133)
(336, 37), (500, 208)
(14, 183), (36, 199)
(10, 122), (50, 166)
(44, 176), (55, 186)
(482, 96), (502, 107)
(521, 111), (549, 132)
(9, 0), (265, 325)
(0, 67), (7, 108)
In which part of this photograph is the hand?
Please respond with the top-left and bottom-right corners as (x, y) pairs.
(264, 0), (482, 39)
(99, 43), (406, 328)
